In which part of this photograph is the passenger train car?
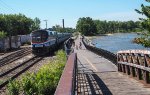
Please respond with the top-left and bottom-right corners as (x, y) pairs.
(31, 29), (71, 55)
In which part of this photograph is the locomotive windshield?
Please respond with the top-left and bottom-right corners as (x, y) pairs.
(31, 30), (48, 43)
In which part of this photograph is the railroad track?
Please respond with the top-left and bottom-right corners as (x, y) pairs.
(0, 47), (31, 67)
(0, 56), (43, 89)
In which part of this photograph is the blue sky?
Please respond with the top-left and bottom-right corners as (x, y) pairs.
(0, 0), (149, 29)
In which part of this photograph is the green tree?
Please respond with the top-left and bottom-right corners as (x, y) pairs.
(133, 0), (150, 47)
(0, 31), (7, 39)
(31, 17), (41, 30)
(0, 14), (40, 36)
(76, 17), (97, 36)
(135, 0), (150, 33)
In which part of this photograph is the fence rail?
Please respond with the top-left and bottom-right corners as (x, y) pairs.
(54, 53), (77, 95)
(117, 50), (150, 84)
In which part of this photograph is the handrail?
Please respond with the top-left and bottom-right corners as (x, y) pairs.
(117, 50), (150, 54)
(117, 50), (150, 84)
(54, 53), (77, 95)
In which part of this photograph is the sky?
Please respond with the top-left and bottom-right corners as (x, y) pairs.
(0, 0), (149, 29)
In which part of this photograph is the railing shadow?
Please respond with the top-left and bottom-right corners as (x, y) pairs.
(77, 58), (112, 95)
(92, 74), (113, 95)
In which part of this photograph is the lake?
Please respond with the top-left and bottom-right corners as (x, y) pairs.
(92, 33), (150, 53)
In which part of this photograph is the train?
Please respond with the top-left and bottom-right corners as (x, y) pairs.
(31, 29), (71, 55)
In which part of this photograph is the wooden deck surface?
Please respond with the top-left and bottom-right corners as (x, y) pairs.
(74, 36), (150, 95)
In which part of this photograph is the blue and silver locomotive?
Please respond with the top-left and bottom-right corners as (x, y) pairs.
(31, 29), (71, 55)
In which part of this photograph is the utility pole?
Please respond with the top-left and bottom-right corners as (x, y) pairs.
(43, 20), (48, 29)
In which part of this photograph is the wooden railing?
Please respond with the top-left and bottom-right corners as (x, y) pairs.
(54, 53), (77, 95)
(82, 38), (117, 64)
(117, 50), (150, 84)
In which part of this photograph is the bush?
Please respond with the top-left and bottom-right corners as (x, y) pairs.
(7, 80), (20, 95)
(21, 41), (31, 46)
(0, 31), (7, 39)
(133, 37), (150, 47)
(7, 50), (66, 95)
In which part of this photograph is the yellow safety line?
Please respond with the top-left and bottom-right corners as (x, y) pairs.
(82, 56), (98, 72)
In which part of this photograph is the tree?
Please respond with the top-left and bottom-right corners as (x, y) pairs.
(135, 0), (150, 33)
(0, 14), (40, 36)
(31, 17), (41, 31)
(0, 31), (7, 39)
(133, 0), (150, 47)
(76, 17), (97, 36)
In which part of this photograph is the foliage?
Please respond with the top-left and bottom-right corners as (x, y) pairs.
(134, 0), (150, 47)
(0, 14), (40, 36)
(133, 37), (150, 47)
(7, 50), (66, 95)
(52, 25), (76, 33)
(31, 17), (41, 31)
(135, 0), (150, 33)
(21, 41), (31, 46)
(94, 20), (142, 34)
(7, 80), (20, 95)
(0, 31), (7, 39)
(76, 17), (142, 36)
(76, 17), (97, 36)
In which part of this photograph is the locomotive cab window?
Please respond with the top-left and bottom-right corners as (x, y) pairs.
(31, 30), (48, 43)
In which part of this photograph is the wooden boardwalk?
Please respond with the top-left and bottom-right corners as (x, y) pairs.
(74, 36), (150, 95)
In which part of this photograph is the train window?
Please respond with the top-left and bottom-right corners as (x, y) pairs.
(41, 33), (48, 42)
(49, 32), (53, 35)
(31, 30), (48, 43)
(32, 32), (41, 42)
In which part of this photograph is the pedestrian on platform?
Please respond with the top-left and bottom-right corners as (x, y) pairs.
(76, 44), (78, 50)
(79, 42), (82, 49)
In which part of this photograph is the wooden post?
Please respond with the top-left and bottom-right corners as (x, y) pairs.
(144, 71), (149, 84)
(126, 65), (130, 75)
(137, 68), (142, 80)
(144, 54), (149, 83)
(123, 64), (126, 73)
(130, 67), (135, 77)
(118, 63), (120, 71)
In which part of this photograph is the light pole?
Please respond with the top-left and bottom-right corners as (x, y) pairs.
(43, 20), (48, 29)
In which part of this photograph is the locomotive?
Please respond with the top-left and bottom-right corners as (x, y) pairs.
(31, 29), (71, 55)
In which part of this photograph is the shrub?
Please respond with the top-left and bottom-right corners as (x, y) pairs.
(0, 31), (7, 39)
(7, 50), (66, 95)
(7, 80), (20, 95)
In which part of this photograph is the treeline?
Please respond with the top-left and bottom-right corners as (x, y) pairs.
(95, 20), (141, 34)
(76, 17), (142, 36)
(0, 14), (40, 37)
(52, 25), (76, 33)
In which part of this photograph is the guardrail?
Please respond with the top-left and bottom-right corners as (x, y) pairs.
(117, 50), (150, 84)
(82, 38), (117, 65)
(54, 53), (77, 95)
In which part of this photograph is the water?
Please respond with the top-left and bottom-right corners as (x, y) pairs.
(92, 33), (150, 54)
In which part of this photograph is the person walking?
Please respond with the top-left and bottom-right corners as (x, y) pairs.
(79, 42), (82, 49)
